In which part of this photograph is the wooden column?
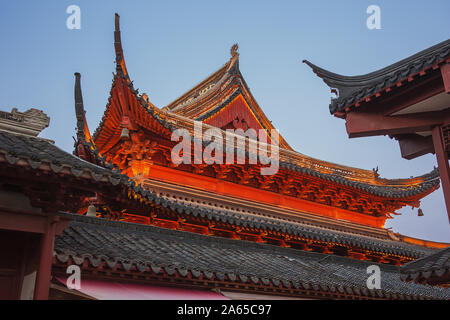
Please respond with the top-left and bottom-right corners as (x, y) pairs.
(431, 125), (450, 222)
(441, 63), (450, 94)
(33, 221), (56, 300)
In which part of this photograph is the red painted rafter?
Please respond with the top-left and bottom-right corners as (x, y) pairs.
(395, 134), (434, 160)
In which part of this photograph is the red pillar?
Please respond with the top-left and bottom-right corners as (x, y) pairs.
(431, 125), (450, 223)
(33, 221), (56, 300)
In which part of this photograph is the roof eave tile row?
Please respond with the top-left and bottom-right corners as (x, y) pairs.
(53, 215), (450, 300)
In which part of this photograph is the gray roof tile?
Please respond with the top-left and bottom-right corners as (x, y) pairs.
(54, 214), (450, 299)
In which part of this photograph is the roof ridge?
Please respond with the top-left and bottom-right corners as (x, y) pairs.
(164, 47), (239, 112)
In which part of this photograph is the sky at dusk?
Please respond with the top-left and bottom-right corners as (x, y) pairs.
(0, 1), (449, 241)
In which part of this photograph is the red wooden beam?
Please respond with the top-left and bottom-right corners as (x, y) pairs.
(431, 125), (450, 223)
(441, 63), (450, 94)
(395, 134), (434, 160)
(345, 110), (450, 138)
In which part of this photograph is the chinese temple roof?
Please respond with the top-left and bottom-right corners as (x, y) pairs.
(400, 247), (450, 285)
(83, 14), (440, 204)
(303, 39), (450, 114)
(87, 62), (440, 201)
(53, 214), (450, 300)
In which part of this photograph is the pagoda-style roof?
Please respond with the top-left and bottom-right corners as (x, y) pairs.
(53, 214), (450, 300)
(400, 247), (450, 286)
(303, 39), (450, 114)
(88, 57), (440, 211)
(87, 15), (439, 201)
(76, 14), (447, 229)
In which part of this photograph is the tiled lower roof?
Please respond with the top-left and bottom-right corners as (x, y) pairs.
(0, 130), (122, 184)
(54, 214), (450, 300)
(155, 196), (436, 259)
(400, 247), (450, 283)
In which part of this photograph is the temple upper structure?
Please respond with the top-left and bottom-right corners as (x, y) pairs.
(76, 14), (440, 229)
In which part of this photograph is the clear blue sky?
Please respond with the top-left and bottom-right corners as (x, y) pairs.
(0, 1), (449, 241)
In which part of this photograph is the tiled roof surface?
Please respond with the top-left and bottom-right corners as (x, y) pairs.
(401, 247), (450, 283)
(153, 196), (436, 258)
(304, 39), (450, 114)
(0, 130), (124, 184)
(279, 162), (439, 199)
(54, 214), (450, 300)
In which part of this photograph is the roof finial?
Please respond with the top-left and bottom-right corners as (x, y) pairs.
(74, 72), (85, 139)
(115, 13), (120, 31)
(230, 43), (239, 58)
(114, 13), (129, 78)
(73, 73), (97, 162)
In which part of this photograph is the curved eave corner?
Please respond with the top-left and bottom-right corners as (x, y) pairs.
(91, 13), (170, 149)
(303, 39), (450, 115)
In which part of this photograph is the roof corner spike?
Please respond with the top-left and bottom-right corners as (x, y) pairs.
(115, 13), (120, 31)
(302, 59), (327, 77)
(74, 72), (85, 138)
(114, 13), (129, 78)
(73, 72), (95, 158)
